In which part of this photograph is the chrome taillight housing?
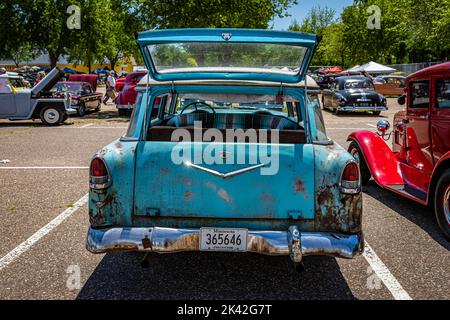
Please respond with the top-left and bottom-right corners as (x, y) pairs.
(89, 157), (110, 189)
(340, 162), (360, 194)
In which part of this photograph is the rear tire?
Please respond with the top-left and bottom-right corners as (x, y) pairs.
(348, 141), (371, 185)
(373, 111), (381, 116)
(434, 169), (450, 240)
(118, 109), (127, 116)
(40, 106), (63, 126)
(77, 103), (86, 117)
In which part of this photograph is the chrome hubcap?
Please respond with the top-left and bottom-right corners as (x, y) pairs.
(444, 185), (450, 226)
(44, 109), (59, 124)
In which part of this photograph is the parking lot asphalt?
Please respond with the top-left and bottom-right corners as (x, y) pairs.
(0, 97), (449, 300)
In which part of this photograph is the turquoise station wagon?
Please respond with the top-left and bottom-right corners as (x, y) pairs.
(86, 29), (364, 270)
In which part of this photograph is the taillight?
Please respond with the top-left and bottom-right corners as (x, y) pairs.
(340, 162), (360, 194)
(90, 158), (109, 189)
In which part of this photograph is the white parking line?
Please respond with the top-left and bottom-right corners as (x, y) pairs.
(58, 126), (128, 129)
(80, 123), (93, 128)
(0, 194), (89, 272)
(327, 127), (370, 130)
(0, 166), (89, 170)
(363, 241), (412, 300)
(367, 124), (377, 128)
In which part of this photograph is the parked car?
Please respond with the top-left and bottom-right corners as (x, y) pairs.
(5, 72), (29, 89)
(373, 75), (406, 96)
(85, 29), (364, 270)
(51, 81), (102, 116)
(115, 71), (147, 116)
(347, 62), (450, 239)
(68, 74), (99, 91)
(316, 73), (340, 89)
(322, 76), (388, 115)
(115, 76), (126, 92)
(0, 68), (76, 125)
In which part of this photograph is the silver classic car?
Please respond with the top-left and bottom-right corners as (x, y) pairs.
(0, 68), (76, 125)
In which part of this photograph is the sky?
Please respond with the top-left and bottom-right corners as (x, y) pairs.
(272, 0), (354, 30)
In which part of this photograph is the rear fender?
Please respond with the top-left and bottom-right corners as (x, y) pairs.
(314, 143), (362, 233)
(347, 130), (403, 186)
(428, 151), (450, 203)
(89, 140), (137, 227)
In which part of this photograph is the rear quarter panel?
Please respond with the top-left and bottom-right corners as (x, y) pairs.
(89, 140), (138, 227)
(314, 142), (362, 233)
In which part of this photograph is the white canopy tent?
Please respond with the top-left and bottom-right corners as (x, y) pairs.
(347, 61), (396, 74)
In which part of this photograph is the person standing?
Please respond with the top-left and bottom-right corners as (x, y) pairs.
(34, 71), (45, 86)
(103, 70), (117, 104)
(0, 67), (15, 94)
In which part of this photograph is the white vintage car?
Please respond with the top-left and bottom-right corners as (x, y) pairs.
(0, 68), (76, 125)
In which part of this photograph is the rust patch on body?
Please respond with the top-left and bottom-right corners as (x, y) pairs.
(294, 179), (305, 193)
(184, 191), (193, 201)
(260, 193), (274, 203)
(218, 188), (232, 203)
(181, 177), (193, 185)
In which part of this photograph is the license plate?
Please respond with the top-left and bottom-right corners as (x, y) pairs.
(200, 228), (248, 252)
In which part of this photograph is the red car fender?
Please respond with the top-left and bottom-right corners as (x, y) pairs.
(429, 151), (450, 201)
(347, 130), (404, 186)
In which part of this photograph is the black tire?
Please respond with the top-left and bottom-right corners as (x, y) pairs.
(77, 103), (86, 117)
(62, 113), (68, 122)
(373, 111), (381, 116)
(40, 106), (63, 126)
(348, 141), (371, 185)
(434, 169), (450, 240)
(118, 109), (127, 116)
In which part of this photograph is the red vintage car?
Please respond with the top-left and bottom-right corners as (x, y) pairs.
(52, 81), (103, 116)
(115, 76), (126, 92)
(347, 62), (450, 239)
(115, 71), (146, 115)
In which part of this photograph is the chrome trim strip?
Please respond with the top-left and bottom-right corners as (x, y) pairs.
(86, 226), (364, 261)
(184, 161), (265, 179)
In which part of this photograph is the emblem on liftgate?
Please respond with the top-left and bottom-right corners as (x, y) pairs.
(219, 151), (231, 159)
(221, 33), (232, 41)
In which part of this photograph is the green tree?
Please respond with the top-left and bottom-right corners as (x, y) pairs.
(317, 23), (348, 66)
(0, 1), (39, 66)
(288, 5), (336, 35)
(30, 0), (82, 67)
(103, 0), (143, 71)
(139, 0), (297, 29)
(68, 0), (112, 72)
(288, 5), (337, 65)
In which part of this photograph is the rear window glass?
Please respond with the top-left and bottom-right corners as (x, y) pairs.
(147, 42), (307, 75)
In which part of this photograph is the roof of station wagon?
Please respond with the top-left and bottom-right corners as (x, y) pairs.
(136, 74), (320, 89)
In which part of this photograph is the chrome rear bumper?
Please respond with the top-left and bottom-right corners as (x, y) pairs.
(86, 226), (364, 262)
(337, 105), (388, 112)
(116, 103), (134, 110)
